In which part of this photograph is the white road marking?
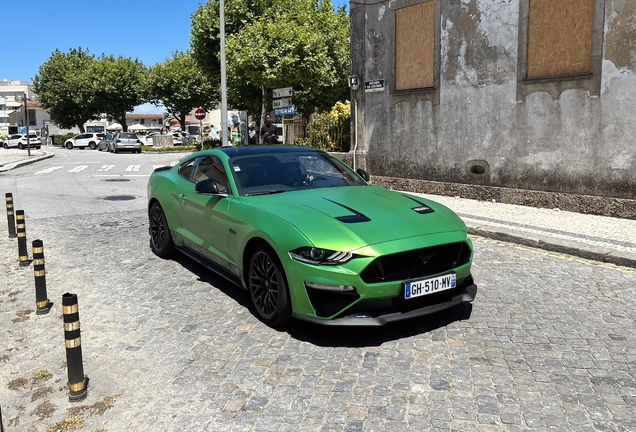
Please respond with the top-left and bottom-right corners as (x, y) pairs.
(125, 165), (141, 172)
(35, 166), (63, 174)
(97, 165), (115, 172)
(68, 165), (89, 173)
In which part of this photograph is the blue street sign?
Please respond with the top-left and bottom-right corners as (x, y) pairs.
(275, 105), (296, 116)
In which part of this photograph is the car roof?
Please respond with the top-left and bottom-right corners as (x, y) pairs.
(215, 145), (324, 158)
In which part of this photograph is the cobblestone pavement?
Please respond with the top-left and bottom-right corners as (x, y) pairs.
(1, 210), (636, 431)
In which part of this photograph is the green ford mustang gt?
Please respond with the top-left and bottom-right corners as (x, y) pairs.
(147, 145), (477, 326)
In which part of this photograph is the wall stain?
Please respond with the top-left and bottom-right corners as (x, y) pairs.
(365, 29), (386, 78)
(442, 1), (511, 85)
(606, 0), (636, 70)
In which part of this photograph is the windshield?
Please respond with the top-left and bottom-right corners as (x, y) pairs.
(119, 133), (137, 139)
(229, 150), (367, 196)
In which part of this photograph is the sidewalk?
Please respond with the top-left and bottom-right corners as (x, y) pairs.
(411, 192), (636, 269)
(0, 148), (54, 172)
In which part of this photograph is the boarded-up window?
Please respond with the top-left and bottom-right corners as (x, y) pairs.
(527, 0), (595, 78)
(395, 1), (435, 90)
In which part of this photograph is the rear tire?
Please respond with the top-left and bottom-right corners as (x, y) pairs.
(149, 202), (175, 258)
(18, 144), (24, 150)
(248, 245), (292, 326)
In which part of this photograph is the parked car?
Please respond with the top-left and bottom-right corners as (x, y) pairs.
(3, 134), (41, 150)
(64, 133), (105, 150)
(97, 133), (116, 151)
(109, 132), (142, 153)
(143, 132), (161, 146)
(147, 145), (477, 327)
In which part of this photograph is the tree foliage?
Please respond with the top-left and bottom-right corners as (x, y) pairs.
(190, 0), (349, 121)
(33, 48), (100, 132)
(147, 51), (218, 132)
(90, 55), (147, 131)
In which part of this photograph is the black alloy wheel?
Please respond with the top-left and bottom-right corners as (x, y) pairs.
(149, 202), (174, 258)
(248, 246), (291, 326)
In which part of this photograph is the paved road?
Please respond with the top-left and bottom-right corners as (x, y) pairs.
(2, 217), (636, 431)
(1, 148), (635, 431)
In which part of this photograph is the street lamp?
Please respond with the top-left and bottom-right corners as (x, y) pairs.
(15, 93), (37, 157)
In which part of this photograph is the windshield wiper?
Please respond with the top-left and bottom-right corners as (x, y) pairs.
(245, 190), (287, 196)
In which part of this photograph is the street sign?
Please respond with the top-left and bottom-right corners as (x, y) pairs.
(275, 105), (296, 116)
(194, 108), (206, 120)
(272, 97), (293, 109)
(364, 79), (385, 92)
(273, 87), (293, 98)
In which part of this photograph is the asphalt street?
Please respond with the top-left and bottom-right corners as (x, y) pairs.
(0, 147), (635, 431)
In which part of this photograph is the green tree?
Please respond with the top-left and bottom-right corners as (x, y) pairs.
(33, 48), (100, 132)
(147, 51), (218, 132)
(91, 55), (147, 131)
(190, 0), (349, 122)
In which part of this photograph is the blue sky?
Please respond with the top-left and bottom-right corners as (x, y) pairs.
(2, 0), (348, 114)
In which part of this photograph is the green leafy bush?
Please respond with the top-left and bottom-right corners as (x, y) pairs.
(296, 101), (350, 152)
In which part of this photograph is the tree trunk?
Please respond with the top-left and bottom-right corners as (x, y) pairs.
(77, 123), (86, 133)
(118, 114), (127, 132)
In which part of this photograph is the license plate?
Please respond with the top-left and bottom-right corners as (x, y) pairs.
(404, 273), (456, 299)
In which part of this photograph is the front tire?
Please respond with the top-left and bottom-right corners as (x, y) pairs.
(149, 202), (174, 258)
(248, 245), (292, 326)
(18, 144), (24, 150)
(89, 142), (97, 150)
(66, 142), (73, 150)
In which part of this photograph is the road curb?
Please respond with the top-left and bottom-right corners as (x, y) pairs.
(468, 224), (636, 269)
(0, 152), (54, 172)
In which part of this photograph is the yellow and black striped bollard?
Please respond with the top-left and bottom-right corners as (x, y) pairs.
(62, 292), (88, 401)
(16, 210), (30, 266)
(5, 193), (16, 238)
(32, 239), (52, 315)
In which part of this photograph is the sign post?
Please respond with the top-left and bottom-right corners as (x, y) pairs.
(272, 88), (293, 144)
(194, 108), (206, 143)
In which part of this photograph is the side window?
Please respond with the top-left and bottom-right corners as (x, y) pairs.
(179, 159), (196, 181)
(193, 156), (230, 193)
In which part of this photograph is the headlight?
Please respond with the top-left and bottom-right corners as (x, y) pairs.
(289, 247), (353, 265)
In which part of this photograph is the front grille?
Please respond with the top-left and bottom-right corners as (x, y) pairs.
(360, 242), (471, 284)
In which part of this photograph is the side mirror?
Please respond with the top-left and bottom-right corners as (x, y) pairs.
(356, 168), (370, 182)
(195, 178), (227, 196)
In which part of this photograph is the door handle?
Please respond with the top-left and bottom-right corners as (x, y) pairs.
(179, 194), (187, 200)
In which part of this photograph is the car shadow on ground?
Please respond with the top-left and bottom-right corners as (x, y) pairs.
(172, 253), (473, 348)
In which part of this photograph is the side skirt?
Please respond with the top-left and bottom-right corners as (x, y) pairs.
(175, 246), (245, 290)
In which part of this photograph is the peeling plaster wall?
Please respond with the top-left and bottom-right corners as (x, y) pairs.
(354, 0), (636, 199)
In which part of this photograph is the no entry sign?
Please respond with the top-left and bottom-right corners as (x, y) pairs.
(194, 108), (206, 120)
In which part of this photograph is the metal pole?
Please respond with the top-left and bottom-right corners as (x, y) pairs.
(62, 292), (88, 402)
(5, 193), (16, 238)
(24, 94), (31, 157)
(16, 210), (29, 266)
(220, 0), (228, 147)
(33, 239), (52, 314)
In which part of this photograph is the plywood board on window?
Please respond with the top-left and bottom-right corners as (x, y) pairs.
(527, 0), (594, 78)
(396, 1), (435, 90)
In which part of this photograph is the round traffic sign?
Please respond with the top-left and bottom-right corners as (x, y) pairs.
(194, 108), (206, 120)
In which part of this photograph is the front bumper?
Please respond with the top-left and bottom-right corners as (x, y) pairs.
(292, 277), (477, 326)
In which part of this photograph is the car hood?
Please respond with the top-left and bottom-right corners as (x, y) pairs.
(242, 186), (466, 250)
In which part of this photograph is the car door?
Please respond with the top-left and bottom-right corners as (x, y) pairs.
(177, 155), (236, 274)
